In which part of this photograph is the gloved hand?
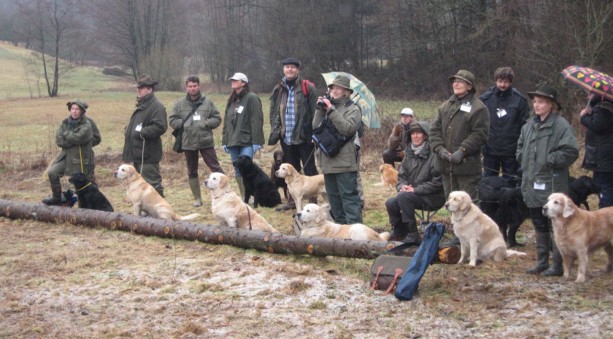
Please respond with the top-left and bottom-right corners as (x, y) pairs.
(438, 147), (450, 161)
(222, 145), (228, 153)
(450, 149), (465, 165)
(252, 144), (262, 153)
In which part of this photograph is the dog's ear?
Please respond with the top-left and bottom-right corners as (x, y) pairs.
(562, 196), (575, 218)
(460, 192), (471, 210)
(219, 174), (228, 189)
(314, 206), (326, 224)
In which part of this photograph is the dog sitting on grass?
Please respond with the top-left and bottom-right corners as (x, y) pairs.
(69, 172), (114, 212)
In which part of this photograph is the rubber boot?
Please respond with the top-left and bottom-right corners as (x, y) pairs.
(42, 184), (62, 206)
(275, 194), (296, 211)
(441, 235), (461, 247)
(236, 176), (245, 201)
(189, 178), (202, 207)
(402, 222), (421, 246)
(389, 223), (409, 242)
(526, 231), (550, 274)
(541, 233), (563, 276)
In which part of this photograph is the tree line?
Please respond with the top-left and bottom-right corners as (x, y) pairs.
(1, 0), (611, 115)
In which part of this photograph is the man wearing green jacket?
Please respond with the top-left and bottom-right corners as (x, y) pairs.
(170, 75), (224, 207)
(122, 74), (168, 197)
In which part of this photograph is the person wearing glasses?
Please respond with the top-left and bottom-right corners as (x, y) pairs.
(222, 72), (265, 199)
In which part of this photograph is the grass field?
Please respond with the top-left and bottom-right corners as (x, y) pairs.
(0, 43), (611, 338)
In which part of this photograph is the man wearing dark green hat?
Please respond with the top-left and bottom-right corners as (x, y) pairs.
(42, 99), (97, 205)
(122, 74), (168, 197)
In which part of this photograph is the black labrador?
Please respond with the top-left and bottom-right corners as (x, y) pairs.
(233, 155), (281, 208)
(271, 150), (289, 201)
(569, 175), (600, 210)
(69, 172), (114, 212)
(479, 175), (527, 247)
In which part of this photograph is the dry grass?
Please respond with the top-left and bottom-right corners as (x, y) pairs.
(0, 44), (611, 337)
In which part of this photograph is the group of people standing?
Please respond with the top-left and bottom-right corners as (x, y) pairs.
(41, 62), (613, 276)
(383, 66), (613, 276)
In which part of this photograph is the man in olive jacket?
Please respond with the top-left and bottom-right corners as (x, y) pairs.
(269, 57), (318, 211)
(170, 75), (224, 207)
(313, 75), (362, 224)
(122, 74), (168, 197)
(430, 70), (489, 202)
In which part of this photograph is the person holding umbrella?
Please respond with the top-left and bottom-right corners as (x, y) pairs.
(313, 75), (363, 224)
(580, 93), (613, 208)
(517, 84), (579, 276)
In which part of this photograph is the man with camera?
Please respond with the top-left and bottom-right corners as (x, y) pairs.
(268, 57), (318, 211)
(312, 75), (362, 224)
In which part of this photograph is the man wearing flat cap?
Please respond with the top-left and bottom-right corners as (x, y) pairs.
(269, 57), (318, 211)
(430, 70), (489, 205)
(122, 74), (168, 197)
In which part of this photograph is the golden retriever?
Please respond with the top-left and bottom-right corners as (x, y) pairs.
(378, 164), (398, 190)
(203, 172), (279, 233)
(543, 193), (613, 283)
(113, 164), (199, 221)
(295, 203), (390, 241)
(445, 191), (526, 266)
(274, 163), (327, 211)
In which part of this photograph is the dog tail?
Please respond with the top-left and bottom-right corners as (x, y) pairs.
(179, 213), (201, 221)
(379, 231), (391, 241)
(505, 249), (527, 258)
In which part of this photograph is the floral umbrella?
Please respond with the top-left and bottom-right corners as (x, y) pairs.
(321, 71), (381, 128)
(561, 65), (613, 101)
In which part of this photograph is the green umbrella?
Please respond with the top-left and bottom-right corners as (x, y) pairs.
(322, 71), (381, 128)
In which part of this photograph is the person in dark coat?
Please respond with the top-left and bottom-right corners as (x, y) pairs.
(480, 67), (530, 177)
(383, 108), (414, 167)
(122, 74), (168, 197)
(580, 93), (613, 208)
(385, 121), (445, 244)
(268, 57), (318, 211)
(517, 84), (579, 277)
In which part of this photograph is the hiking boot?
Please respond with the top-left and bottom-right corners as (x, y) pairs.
(402, 232), (421, 246)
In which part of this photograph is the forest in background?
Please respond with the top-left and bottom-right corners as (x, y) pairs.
(0, 0), (611, 113)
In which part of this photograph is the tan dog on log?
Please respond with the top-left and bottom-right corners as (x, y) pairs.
(543, 193), (613, 283)
(275, 163), (327, 212)
(204, 172), (279, 233)
(113, 164), (200, 221)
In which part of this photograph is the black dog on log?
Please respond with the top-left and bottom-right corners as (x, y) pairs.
(233, 155), (281, 208)
(69, 172), (114, 212)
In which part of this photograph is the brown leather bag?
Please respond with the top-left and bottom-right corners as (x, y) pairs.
(369, 255), (412, 295)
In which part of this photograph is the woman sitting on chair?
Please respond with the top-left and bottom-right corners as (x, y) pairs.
(385, 121), (445, 244)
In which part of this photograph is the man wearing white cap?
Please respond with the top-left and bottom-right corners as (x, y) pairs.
(383, 107), (414, 167)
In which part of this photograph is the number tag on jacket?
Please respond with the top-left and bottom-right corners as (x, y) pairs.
(534, 180), (546, 190)
(135, 123), (143, 132)
(236, 106), (244, 114)
(460, 102), (472, 112)
(193, 113), (201, 121)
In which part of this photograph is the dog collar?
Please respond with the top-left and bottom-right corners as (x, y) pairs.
(76, 182), (92, 192)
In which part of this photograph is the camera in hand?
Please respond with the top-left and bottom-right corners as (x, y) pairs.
(316, 93), (331, 110)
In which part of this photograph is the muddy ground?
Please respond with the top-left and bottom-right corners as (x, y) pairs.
(0, 153), (612, 338)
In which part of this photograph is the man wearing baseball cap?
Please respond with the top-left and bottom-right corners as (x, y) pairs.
(382, 107), (415, 167)
(269, 57), (318, 211)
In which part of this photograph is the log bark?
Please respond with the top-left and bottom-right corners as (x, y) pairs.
(0, 199), (408, 259)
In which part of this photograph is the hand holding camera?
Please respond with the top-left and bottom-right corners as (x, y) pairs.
(316, 93), (332, 111)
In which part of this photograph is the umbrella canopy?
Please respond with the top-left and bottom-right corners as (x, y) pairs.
(321, 71), (381, 128)
(561, 65), (613, 101)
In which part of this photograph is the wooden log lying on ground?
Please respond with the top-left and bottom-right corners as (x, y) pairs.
(0, 199), (410, 259)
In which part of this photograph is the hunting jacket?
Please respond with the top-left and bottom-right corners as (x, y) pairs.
(480, 86), (530, 157)
(53, 114), (94, 176)
(386, 122), (410, 152)
(397, 139), (446, 210)
(429, 92), (489, 176)
(269, 76), (317, 145)
(169, 93), (222, 150)
(222, 89), (265, 147)
(122, 93), (168, 164)
(313, 97), (361, 174)
(581, 100), (613, 172)
(516, 113), (579, 208)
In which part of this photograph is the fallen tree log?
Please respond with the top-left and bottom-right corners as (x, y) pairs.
(0, 199), (407, 259)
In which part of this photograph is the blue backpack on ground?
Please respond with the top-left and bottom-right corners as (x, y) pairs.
(394, 222), (446, 301)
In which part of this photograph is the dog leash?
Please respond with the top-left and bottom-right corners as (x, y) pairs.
(481, 165), (522, 181)
(140, 139), (146, 173)
(246, 204), (252, 231)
